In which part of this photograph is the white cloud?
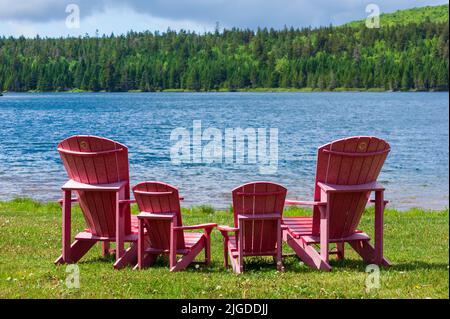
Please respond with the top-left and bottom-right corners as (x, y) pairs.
(0, 0), (448, 37)
(0, 5), (212, 38)
(0, 1), (91, 21)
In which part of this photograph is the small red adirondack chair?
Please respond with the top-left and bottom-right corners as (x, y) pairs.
(54, 135), (138, 269)
(133, 182), (217, 271)
(283, 136), (391, 271)
(218, 182), (287, 274)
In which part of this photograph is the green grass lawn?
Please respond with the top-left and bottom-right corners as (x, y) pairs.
(0, 199), (448, 299)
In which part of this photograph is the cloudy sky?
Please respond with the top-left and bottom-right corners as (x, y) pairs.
(0, 0), (448, 37)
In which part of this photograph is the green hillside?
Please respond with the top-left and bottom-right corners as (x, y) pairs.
(345, 4), (449, 27)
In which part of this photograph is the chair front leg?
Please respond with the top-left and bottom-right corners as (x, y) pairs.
(169, 218), (177, 271)
(374, 190), (385, 265)
(102, 241), (110, 257)
(276, 219), (284, 271)
(237, 224), (244, 274)
(319, 205), (329, 264)
(62, 190), (72, 263)
(137, 219), (145, 270)
(204, 228), (213, 265)
(115, 190), (125, 260)
(336, 242), (345, 260)
(220, 232), (230, 268)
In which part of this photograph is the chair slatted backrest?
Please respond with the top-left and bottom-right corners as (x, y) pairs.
(58, 135), (131, 237)
(232, 182), (287, 254)
(133, 182), (185, 250)
(312, 136), (390, 238)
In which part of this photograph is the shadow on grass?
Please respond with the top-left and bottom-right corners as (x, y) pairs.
(63, 253), (449, 274)
(74, 254), (307, 273)
(75, 254), (227, 273)
(391, 261), (449, 271)
(73, 254), (361, 273)
(77, 254), (117, 265)
(326, 258), (449, 272)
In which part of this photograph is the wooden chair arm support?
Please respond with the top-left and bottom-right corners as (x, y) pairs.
(218, 225), (239, 238)
(173, 223), (217, 232)
(58, 198), (78, 206)
(237, 213), (281, 220)
(218, 225), (239, 232)
(137, 212), (177, 220)
(119, 199), (136, 205)
(369, 199), (389, 205)
(285, 200), (327, 206)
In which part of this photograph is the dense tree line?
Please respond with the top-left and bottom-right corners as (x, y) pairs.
(0, 20), (448, 92)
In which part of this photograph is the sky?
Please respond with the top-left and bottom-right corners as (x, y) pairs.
(0, 0), (448, 38)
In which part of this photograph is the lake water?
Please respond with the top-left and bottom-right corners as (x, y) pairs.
(0, 92), (448, 210)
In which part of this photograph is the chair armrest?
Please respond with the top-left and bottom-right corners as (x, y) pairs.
(119, 199), (182, 205)
(218, 225), (239, 232)
(318, 181), (385, 193)
(218, 225), (239, 239)
(62, 179), (128, 192)
(137, 212), (177, 220)
(237, 213), (281, 220)
(285, 200), (327, 206)
(173, 223), (217, 231)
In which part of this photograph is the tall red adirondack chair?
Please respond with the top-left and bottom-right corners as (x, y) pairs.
(133, 182), (217, 271)
(218, 182), (287, 274)
(54, 135), (138, 269)
(283, 136), (391, 271)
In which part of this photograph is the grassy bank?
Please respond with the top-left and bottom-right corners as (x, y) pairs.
(0, 199), (448, 299)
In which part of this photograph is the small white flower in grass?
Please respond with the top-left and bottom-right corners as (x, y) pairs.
(215, 285), (222, 290)
(195, 264), (200, 269)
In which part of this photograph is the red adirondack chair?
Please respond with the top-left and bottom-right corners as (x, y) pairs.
(54, 135), (138, 269)
(133, 182), (217, 271)
(218, 182), (287, 274)
(283, 136), (391, 271)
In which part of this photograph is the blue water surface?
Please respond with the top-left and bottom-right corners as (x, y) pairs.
(0, 92), (448, 210)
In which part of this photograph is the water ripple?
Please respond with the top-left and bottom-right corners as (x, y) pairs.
(0, 92), (448, 210)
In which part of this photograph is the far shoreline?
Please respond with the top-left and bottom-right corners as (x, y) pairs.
(1, 87), (449, 94)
